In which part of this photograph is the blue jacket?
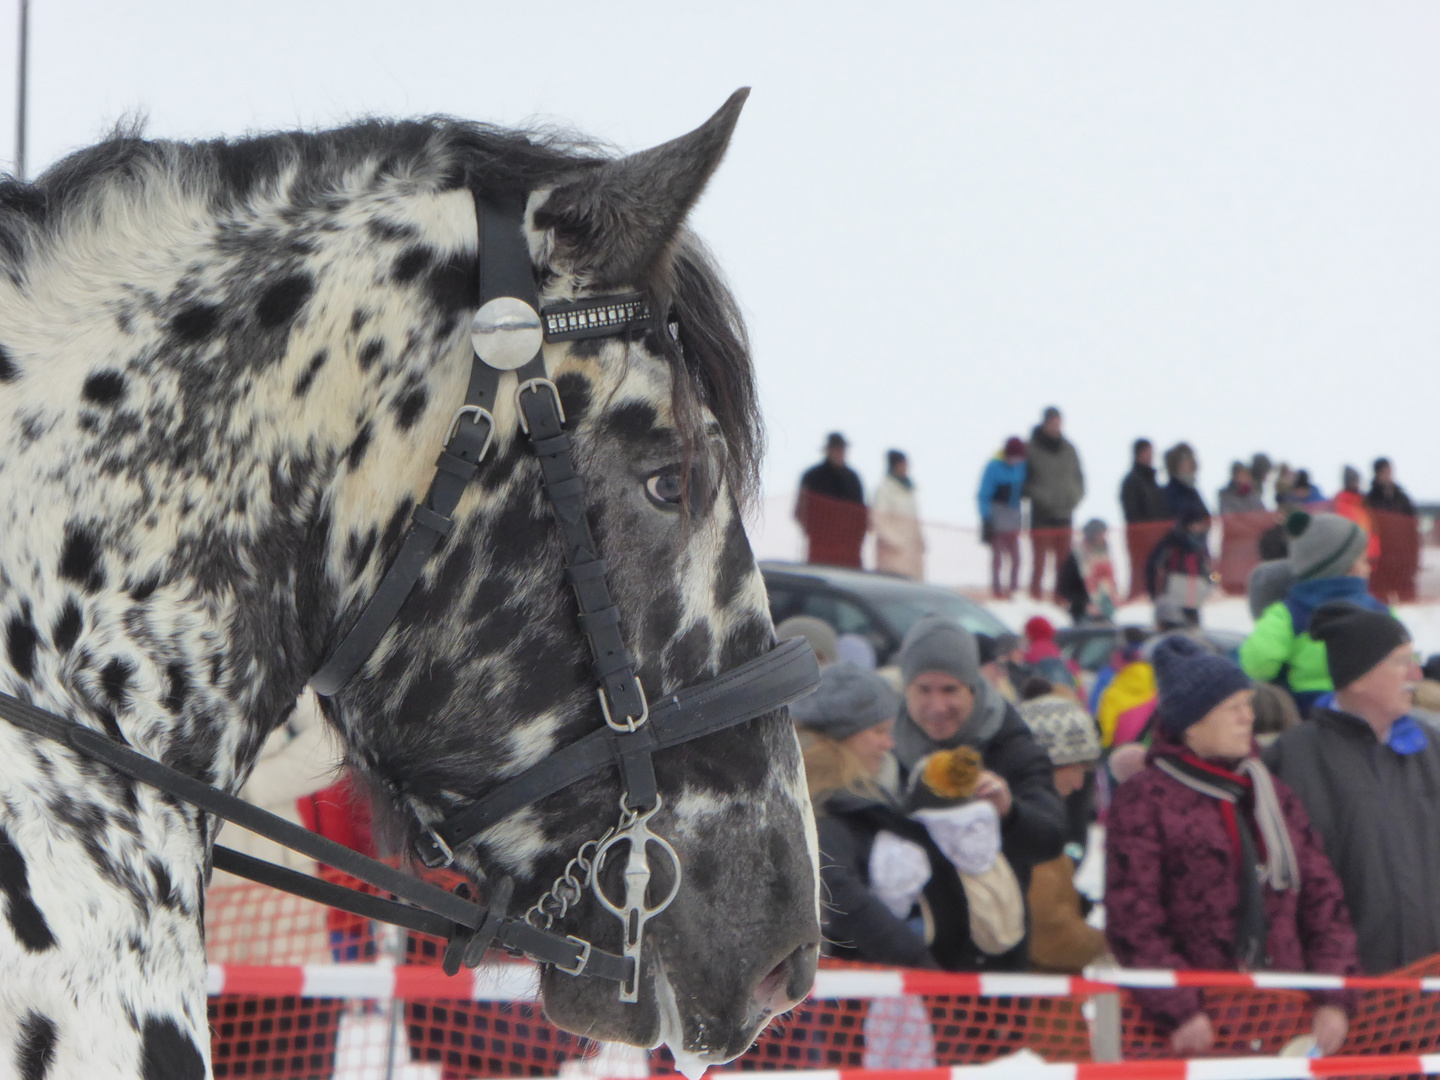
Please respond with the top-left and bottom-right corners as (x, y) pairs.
(978, 458), (1027, 521)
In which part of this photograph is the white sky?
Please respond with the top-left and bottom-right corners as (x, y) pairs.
(1, 1), (1436, 526)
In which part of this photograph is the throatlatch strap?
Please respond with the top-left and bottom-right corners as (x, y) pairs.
(309, 354), (502, 697)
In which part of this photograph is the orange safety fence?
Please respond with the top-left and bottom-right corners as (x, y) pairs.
(205, 871), (1440, 1079)
(755, 492), (1440, 603)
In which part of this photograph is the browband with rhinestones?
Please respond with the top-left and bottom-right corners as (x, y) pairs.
(542, 294), (651, 342)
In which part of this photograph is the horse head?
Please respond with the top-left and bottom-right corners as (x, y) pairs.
(0, 92), (818, 1075)
(311, 91), (821, 1062)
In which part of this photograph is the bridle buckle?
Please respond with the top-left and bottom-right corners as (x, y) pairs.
(516, 377), (566, 435)
(554, 934), (594, 977)
(599, 677), (649, 734)
(446, 404), (496, 460)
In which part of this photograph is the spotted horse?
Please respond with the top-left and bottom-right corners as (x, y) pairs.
(0, 90), (824, 1079)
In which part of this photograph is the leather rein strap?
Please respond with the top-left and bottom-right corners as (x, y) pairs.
(0, 189), (820, 988)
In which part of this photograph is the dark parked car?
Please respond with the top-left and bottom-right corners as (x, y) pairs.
(760, 562), (1010, 665)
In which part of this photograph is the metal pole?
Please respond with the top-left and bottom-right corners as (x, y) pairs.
(15, 0), (28, 179)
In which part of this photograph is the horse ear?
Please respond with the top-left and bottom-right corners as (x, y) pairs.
(533, 88), (749, 287)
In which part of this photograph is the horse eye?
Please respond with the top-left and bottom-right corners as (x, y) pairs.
(645, 467), (685, 508)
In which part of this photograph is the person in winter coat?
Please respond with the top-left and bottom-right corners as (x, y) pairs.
(1288, 470), (1326, 506)
(215, 692), (344, 881)
(1107, 638), (1359, 1055)
(796, 432), (867, 568)
(1239, 512), (1384, 714)
(1096, 632), (1158, 749)
(1121, 439), (1172, 601)
(1265, 603), (1440, 973)
(210, 692), (349, 964)
(1162, 443), (1208, 524)
(1015, 694), (1110, 973)
(1144, 509), (1214, 627)
(1367, 458), (1420, 603)
(798, 662), (989, 970)
(1023, 407), (1085, 602)
(872, 449), (925, 580)
(891, 616), (1068, 970)
(1333, 466), (1380, 561)
(1056, 519), (1118, 624)
(977, 437), (1028, 598)
(1217, 462), (1269, 595)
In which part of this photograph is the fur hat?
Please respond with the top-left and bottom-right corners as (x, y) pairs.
(789, 661), (900, 740)
(1018, 695), (1103, 766)
(776, 615), (838, 667)
(1152, 635), (1251, 736)
(1286, 511), (1368, 581)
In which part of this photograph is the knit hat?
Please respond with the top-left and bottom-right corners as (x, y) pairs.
(1082, 518), (1107, 542)
(1003, 436), (1027, 459)
(776, 616), (838, 667)
(1308, 601), (1412, 690)
(1247, 559), (1296, 620)
(1024, 616), (1056, 644)
(900, 616), (981, 692)
(1152, 635), (1252, 736)
(1018, 695), (1103, 766)
(1286, 511), (1368, 581)
(789, 661), (900, 740)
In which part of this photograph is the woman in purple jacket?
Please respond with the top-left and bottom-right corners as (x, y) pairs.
(1105, 637), (1359, 1057)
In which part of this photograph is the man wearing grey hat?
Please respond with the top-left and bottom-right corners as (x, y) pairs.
(893, 616), (1067, 966)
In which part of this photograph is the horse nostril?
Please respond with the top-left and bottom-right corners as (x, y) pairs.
(753, 942), (819, 1018)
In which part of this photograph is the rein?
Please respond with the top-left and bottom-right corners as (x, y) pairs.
(0, 188), (818, 999)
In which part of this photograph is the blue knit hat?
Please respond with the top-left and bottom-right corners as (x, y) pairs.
(1152, 636), (1251, 736)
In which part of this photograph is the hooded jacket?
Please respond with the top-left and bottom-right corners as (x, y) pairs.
(816, 788), (1019, 970)
(1265, 708), (1440, 973)
(1107, 732), (1359, 1029)
(1022, 427), (1084, 528)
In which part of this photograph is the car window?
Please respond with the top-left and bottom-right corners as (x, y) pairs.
(867, 593), (1008, 643)
(766, 583), (803, 626)
(799, 593), (889, 656)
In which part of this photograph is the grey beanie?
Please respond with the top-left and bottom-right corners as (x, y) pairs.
(899, 616), (981, 691)
(789, 661), (900, 740)
(1286, 511), (1368, 581)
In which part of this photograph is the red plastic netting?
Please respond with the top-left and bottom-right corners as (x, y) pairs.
(204, 874), (1440, 1078)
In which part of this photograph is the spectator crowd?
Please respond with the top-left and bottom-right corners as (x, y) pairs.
(780, 544), (1440, 1057)
(793, 407), (1426, 611)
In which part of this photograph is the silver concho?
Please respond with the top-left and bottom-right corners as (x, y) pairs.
(471, 297), (543, 371)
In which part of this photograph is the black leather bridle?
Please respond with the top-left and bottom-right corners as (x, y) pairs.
(0, 186), (818, 999)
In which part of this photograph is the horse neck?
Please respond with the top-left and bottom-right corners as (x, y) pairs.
(0, 173), (478, 1077)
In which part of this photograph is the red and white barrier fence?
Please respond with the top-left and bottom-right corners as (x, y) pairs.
(586, 1058), (1440, 1079)
(204, 962), (1440, 1001)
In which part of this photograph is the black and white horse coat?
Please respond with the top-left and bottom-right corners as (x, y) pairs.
(0, 95), (820, 1079)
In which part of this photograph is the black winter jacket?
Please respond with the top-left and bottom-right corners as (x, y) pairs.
(1265, 708), (1440, 973)
(895, 701), (1068, 896)
(817, 790), (1007, 970)
(1120, 465), (1169, 524)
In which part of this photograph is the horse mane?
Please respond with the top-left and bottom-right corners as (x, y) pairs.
(0, 116), (763, 503)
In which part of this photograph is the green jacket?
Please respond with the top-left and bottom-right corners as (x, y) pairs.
(1239, 601), (1331, 693)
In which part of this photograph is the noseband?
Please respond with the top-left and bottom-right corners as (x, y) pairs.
(0, 187), (818, 1003)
